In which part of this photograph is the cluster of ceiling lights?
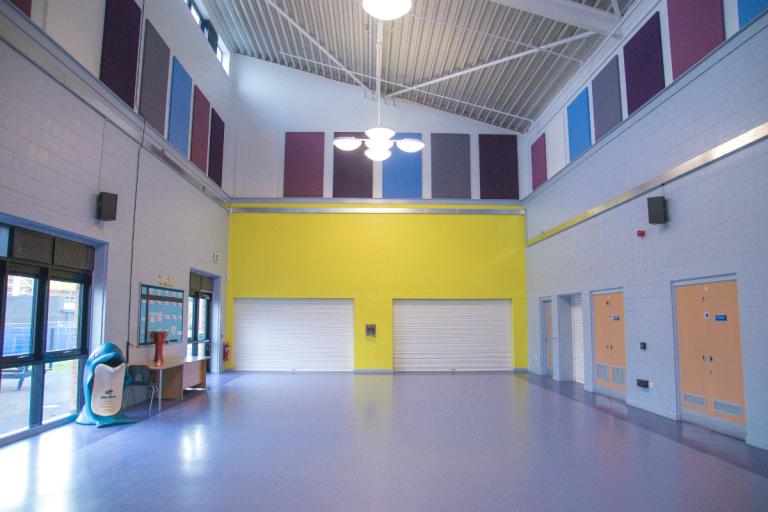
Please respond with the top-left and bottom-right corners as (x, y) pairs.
(333, 130), (425, 162)
(333, 0), (422, 162)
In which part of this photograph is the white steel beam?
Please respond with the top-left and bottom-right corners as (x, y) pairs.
(386, 31), (596, 99)
(490, 0), (620, 36)
(261, 0), (369, 91)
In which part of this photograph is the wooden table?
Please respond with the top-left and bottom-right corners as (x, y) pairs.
(132, 356), (210, 412)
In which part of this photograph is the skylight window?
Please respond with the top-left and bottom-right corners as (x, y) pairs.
(183, 0), (229, 74)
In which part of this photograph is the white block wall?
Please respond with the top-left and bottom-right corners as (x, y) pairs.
(27, 0), (237, 194)
(0, 39), (229, 365)
(230, 56), (519, 199)
(525, 18), (768, 449)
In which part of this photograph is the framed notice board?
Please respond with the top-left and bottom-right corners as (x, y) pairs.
(138, 284), (184, 346)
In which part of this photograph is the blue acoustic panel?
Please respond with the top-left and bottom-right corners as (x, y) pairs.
(739, 0), (768, 27)
(167, 58), (192, 156)
(567, 88), (592, 161)
(383, 133), (423, 199)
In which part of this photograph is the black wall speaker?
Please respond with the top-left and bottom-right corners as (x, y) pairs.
(97, 192), (118, 221)
(647, 196), (668, 225)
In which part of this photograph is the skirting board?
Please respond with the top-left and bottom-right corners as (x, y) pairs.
(746, 435), (768, 451)
(626, 399), (679, 421)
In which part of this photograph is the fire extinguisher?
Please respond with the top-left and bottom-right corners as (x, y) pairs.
(223, 341), (231, 362)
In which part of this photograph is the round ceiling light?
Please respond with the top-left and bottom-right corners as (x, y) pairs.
(364, 148), (392, 161)
(365, 125), (396, 140)
(333, 137), (363, 151)
(362, 0), (413, 21)
(395, 138), (425, 153)
(364, 139), (394, 151)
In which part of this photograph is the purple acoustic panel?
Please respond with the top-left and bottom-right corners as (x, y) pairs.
(100, 0), (142, 108)
(667, 0), (725, 79)
(284, 132), (325, 198)
(190, 87), (211, 173)
(333, 132), (372, 198)
(479, 134), (519, 199)
(11, 0), (31, 16)
(531, 134), (548, 191)
(208, 109), (225, 187)
(623, 12), (665, 115)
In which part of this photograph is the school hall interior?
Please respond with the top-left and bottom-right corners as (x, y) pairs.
(0, 0), (767, 510)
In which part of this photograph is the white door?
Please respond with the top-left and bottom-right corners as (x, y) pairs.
(233, 299), (353, 371)
(571, 295), (585, 384)
(394, 300), (513, 371)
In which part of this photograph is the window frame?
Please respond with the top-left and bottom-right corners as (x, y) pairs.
(45, 270), (90, 360)
(1, 263), (44, 366)
(187, 290), (212, 358)
(1, 227), (92, 442)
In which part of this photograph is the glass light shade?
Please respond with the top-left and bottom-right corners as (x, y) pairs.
(364, 149), (392, 161)
(333, 137), (363, 151)
(395, 138), (425, 153)
(362, 0), (413, 21)
(365, 125), (396, 140)
(364, 139), (394, 151)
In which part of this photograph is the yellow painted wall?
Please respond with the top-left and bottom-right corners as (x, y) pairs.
(226, 206), (527, 370)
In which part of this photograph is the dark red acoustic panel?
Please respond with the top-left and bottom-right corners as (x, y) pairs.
(11, 0), (32, 17)
(100, 0), (142, 108)
(208, 109), (225, 187)
(284, 132), (325, 197)
(333, 132), (372, 198)
(667, 0), (725, 79)
(190, 87), (211, 173)
(479, 134), (519, 199)
(531, 134), (548, 191)
(623, 12), (666, 115)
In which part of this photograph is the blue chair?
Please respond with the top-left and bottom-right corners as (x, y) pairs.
(125, 365), (159, 415)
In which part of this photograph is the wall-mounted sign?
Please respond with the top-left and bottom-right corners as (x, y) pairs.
(715, 315), (727, 322)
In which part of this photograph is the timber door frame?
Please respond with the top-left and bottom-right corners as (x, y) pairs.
(540, 298), (553, 376)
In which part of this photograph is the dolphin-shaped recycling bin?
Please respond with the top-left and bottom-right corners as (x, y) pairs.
(76, 343), (134, 428)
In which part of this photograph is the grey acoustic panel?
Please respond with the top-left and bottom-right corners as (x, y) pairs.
(54, 239), (94, 271)
(592, 56), (623, 141)
(11, 229), (53, 264)
(431, 133), (471, 199)
(139, 21), (170, 135)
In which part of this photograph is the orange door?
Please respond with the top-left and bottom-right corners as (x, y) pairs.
(676, 281), (746, 425)
(592, 292), (627, 392)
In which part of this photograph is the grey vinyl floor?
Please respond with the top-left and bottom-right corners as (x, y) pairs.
(0, 372), (766, 512)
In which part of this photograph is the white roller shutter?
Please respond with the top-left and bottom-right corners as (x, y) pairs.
(233, 299), (353, 371)
(394, 300), (513, 371)
(572, 295), (585, 384)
